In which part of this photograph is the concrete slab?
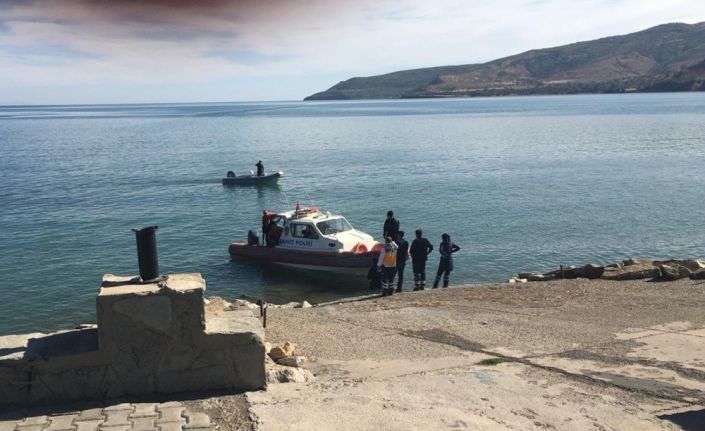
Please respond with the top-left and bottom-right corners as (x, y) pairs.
(626, 330), (705, 373)
(248, 357), (682, 431)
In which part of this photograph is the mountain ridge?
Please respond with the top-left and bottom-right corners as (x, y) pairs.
(305, 22), (705, 100)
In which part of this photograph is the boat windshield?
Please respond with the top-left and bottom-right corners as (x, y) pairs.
(316, 217), (353, 235)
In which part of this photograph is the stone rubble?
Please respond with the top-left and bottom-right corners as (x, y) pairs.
(515, 257), (705, 283)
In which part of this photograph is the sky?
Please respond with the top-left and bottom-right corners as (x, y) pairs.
(1, 0), (705, 105)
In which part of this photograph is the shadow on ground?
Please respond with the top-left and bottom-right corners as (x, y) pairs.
(659, 408), (705, 431)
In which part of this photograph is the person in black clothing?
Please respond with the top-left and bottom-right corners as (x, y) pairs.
(395, 231), (409, 292)
(433, 233), (460, 288)
(409, 229), (433, 290)
(255, 160), (264, 176)
(261, 211), (271, 245)
(367, 257), (381, 291)
(383, 210), (400, 241)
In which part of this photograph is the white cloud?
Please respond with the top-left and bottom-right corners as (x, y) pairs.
(1, 0), (704, 104)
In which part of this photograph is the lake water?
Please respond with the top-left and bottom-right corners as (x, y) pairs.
(1, 93), (705, 335)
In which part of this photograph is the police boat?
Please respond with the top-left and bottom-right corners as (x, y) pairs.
(228, 204), (382, 274)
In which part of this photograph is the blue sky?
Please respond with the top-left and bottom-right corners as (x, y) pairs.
(1, 0), (704, 105)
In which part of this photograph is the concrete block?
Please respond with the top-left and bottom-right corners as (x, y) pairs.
(15, 426), (44, 431)
(0, 420), (17, 431)
(157, 402), (182, 408)
(1, 272), (265, 408)
(46, 414), (77, 431)
(156, 407), (185, 424)
(103, 404), (132, 412)
(156, 423), (184, 431)
(19, 417), (47, 427)
(74, 420), (103, 431)
(130, 404), (158, 418)
(98, 426), (130, 431)
(130, 417), (156, 431)
(102, 410), (130, 427)
(182, 412), (210, 429)
(75, 410), (104, 423)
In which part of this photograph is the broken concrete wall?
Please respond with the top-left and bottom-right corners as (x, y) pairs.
(0, 273), (266, 409)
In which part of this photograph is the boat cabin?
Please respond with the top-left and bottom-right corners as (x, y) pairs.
(263, 207), (377, 253)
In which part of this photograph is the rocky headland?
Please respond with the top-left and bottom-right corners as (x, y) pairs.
(305, 22), (705, 100)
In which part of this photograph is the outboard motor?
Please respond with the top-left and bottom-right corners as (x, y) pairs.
(226, 170), (236, 178)
(247, 230), (259, 245)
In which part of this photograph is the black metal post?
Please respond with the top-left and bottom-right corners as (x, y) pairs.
(132, 226), (162, 282)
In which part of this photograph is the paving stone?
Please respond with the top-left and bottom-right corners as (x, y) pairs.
(99, 426), (131, 431)
(130, 405), (157, 419)
(181, 413), (210, 430)
(102, 410), (130, 428)
(75, 410), (104, 423)
(46, 414), (77, 431)
(156, 407), (184, 424)
(131, 417), (156, 431)
(156, 423), (183, 431)
(156, 402), (182, 409)
(74, 420), (103, 431)
(0, 420), (18, 431)
(20, 418), (48, 427)
(180, 428), (212, 431)
(15, 425), (45, 431)
(103, 404), (133, 413)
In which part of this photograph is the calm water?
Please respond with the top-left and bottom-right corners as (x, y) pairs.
(1, 93), (705, 335)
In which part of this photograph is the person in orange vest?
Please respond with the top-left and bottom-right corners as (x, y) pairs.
(377, 236), (398, 296)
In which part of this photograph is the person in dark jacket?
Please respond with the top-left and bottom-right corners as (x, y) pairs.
(261, 211), (271, 245)
(255, 160), (264, 176)
(367, 257), (381, 291)
(409, 229), (433, 290)
(433, 233), (460, 288)
(395, 231), (409, 292)
(383, 210), (400, 241)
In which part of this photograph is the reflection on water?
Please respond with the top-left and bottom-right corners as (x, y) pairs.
(224, 259), (368, 304)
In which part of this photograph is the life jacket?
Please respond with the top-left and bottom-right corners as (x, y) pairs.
(382, 247), (397, 267)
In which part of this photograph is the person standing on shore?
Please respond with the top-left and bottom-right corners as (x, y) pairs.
(410, 229), (433, 290)
(367, 257), (381, 291)
(255, 160), (264, 176)
(432, 233), (460, 289)
(383, 210), (400, 241)
(395, 231), (409, 293)
(377, 236), (398, 296)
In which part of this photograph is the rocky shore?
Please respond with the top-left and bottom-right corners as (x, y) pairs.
(510, 258), (705, 282)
